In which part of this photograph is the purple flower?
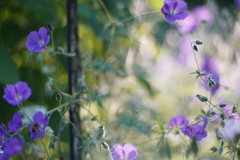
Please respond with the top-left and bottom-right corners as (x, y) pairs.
(28, 111), (49, 140)
(235, 0), (240, 8)
(169, 114), (189, 127)
(181, 116), (208, 141)
(161, 0), (188, 23)
(0, 125), (24, 160)
(222, 105), (240, 120)
(3, 81), (31, 106)
(201, 56), (220, 95)
(3, 137), (24, 157)
(111, 143), (138, 160)
(8, 112), (22, 133)
(192, 6), (214, 25)
(26, 27), (50, 52)
(0, 125), (7, 147)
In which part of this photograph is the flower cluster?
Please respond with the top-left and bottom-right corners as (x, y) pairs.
(170, 114), (208, 141)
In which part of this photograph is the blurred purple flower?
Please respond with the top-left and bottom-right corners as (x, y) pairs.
(161, 0), (188, 23)
(3, 137), (24, 157)
(0, 125), (24, 160)
(111, 143), (138, 160)
(26, 27), (50, 52)
(235, 0), (240, 8)
(8, 112), (22, 133)
(170, 114), (189, 127)
(201, 56), (220, 95)
(177, 6), (213, 33)
(28, 111), (49, 140)
(3, 81), (31, 106)
(0, 125), (7, 147)
(181, 116), (208, 141)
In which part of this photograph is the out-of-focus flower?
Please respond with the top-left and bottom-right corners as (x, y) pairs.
(26, 27), (50, 52)
(235, 0), (240, 8)
(177, 6), (213, 33)
(201, 56), (220, 95)
(8, 112), (22, 133)
(161, 0), (188, 23)
(181, 116), (208, 141)
(3, 81), (31, 106)
(169, 114), (189, 127)
(221, 120), (240, 143)
(0, 125), (24, 159)
(0, 125), (7, 147)
(111, 143), (138, 160)
(28, 111), (49, 140)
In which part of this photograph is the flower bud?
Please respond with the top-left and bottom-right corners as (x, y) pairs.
(211, 112), (216, 115)
(56, 93), (62, 102)
(45, 126), (54, 137)
(193, 45), (198, 52)
(45, 86), (53, 96)
(196, 94), (208, 102)
(232, 106), (237, 113)
(219, 103), (226, 108)
(195, 40), (203, 45)
(47, 24), (54, 32)
(101, 142), (109, 150)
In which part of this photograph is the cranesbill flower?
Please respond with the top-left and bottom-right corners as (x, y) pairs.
(26, 27), (50, 52)
(3, 81), (31, 106)
(235, 0), (240, 8)
(0, 125), (7, 147)
(161, 0), (188, 23)
(111, 143), (138, 160)
(0, 125), (24, 160)
(28, 111), (49, 140)
(222, 120), (240, 143)
(181, 116), (208, 141)
(8, 112), (22, 133)
(169, 114), (189, 127)
(222, 105), (239, 120)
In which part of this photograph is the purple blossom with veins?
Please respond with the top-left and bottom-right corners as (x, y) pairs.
(169, 114), (189, 128)
(3, 81), (31, 106)
(0, 125), (24, 160)
(161, 0), (188, 23)
(26, 27), (50, 52)
(28, 111), (49, 140)
(8, 112), (22, 133)
(111, 143), (138, 160)
(181, 116), (208, 141)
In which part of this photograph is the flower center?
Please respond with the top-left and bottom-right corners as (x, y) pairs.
(14, 95), (22, 101)
(39, 40), (45, 47)
(32, 123), (40, 133)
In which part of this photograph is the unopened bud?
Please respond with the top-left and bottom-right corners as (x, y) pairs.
(232, 106), (237, 113)
(56, 93), (62, 101)
(193, 45), (198, 52)
(195, 40), (203, 45)
(196, 94), (208, 102)
(211, 112), (216, 115)
(46, 86), (53, 96)
(101, 142), (109, 150)
(219, 113), (225, 120)
(219, 103), (226, 108)
(47, 24), (54, 32)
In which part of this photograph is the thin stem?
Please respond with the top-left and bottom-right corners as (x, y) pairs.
(97, 0), (114, 23)
(122, 11), (162, 23)
(39, 137), (50, 159)
(51, 31), (55, 51)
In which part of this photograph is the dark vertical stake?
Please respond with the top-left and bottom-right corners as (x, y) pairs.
(67, 0), (82, 160)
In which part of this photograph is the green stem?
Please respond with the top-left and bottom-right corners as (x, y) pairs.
(122, 11), (162, 23)
(98, 0), (114, 23)
(51, 31), (55, 51)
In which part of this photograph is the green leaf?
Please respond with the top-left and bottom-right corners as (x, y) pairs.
(0, 48), (20, 84)
(157, 136), (172, 159)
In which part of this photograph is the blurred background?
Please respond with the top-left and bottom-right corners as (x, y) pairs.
(1, 0), (240, 159)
